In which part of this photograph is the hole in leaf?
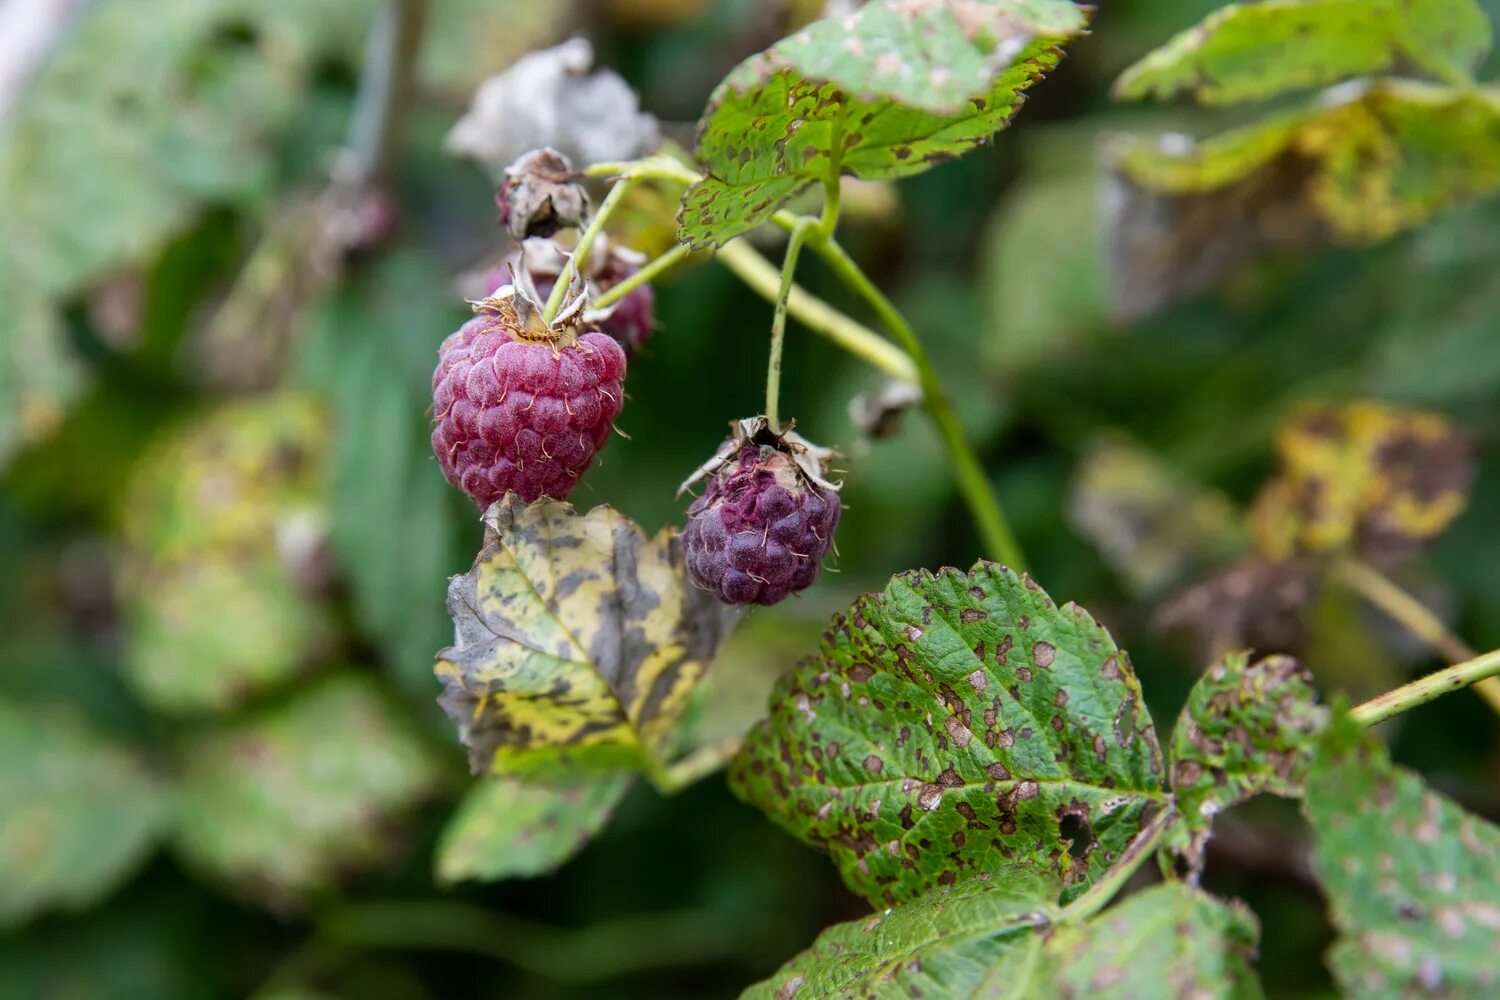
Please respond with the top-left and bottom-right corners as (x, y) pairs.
(1059, 812), (1094, 860)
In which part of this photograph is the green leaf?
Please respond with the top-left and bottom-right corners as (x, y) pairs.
(739, 874), (1054, 1000)
(679, 0), (1090, 248)
(0, 699), (165, 926)
(1114, 82), (1500, 246)
(1303, 709), (1500, 999)
(172, 674), (445, 905)
(117, 394), (336, 712)
(301, 251), (469, 699)
(730, 563), (1166, 907)
(1168, 653), (1325, 869)
(1037, 883), (1266, 999)
(436, 772), (634, 884)
(0, 259), (84, 470)
(1115, 0), (1492, 106)
(436, 495), (737, 782)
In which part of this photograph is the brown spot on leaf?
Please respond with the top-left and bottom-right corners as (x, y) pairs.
(1032, 641), (1056, 667)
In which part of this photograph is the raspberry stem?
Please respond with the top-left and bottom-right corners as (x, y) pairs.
(1351, 647), (1500, 726)
(807, 233), (1029, 572)
(592, 243), (691, 311)
(541, 176), (635, 324)
(766, 218), (813, 430)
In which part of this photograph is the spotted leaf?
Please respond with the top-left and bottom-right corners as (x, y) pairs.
(1168, 653), (1327, 871)
(1115, 0), (1491, 106)
(1250, 401), (1474, 567)
(1112, 83), (1500, 249)
(679, 0), (1090, 248)
(436, 495), (737, 782)
(1303, 709), (1500, 999)
(436, 771), (634, 884)
(730, 562), (1166, 908)
(1037, 883), (1266, 999)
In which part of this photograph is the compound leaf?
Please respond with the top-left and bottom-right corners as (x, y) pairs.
(172, 675), (445, 906)
(1115, 0), (1491, 106)
(1037, 883), (1266, 999)
(1250, 401), (1473, 567)
(730, 562), (1166, 908)
(680, 0), (1090, 247)
(1168, 653), (1326, 869)
(436, 771), (634, 884)
(0, 699), (166, 926)
(1113, 83), (1500, 248)
(436, 495), (736, 781)
(740, 874), (1053, 1000)
(1303, 709), (1500, 999)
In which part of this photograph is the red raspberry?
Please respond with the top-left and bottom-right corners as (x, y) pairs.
(431, 290), (626, 509)
(682, 419), (841, 606)
(484, 239), (655, 356)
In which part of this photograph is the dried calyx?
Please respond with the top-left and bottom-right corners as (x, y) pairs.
(476, 255), (588, 348)
(680, 417), (840, 498)
(497, 148), (591, 240)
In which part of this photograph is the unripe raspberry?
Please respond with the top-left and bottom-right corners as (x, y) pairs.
(484, 237), (655, 356)
(682, 419), (841, 606)
(431, 285), (626, 509)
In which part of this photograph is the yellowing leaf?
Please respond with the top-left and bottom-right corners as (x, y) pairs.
(1250, 402), (1474, 566)
(436, 495), (737, 783)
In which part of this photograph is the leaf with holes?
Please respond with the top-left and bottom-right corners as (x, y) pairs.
(1115, 0), (1491, 106)
(1037, 883), (1266, 999)
(436, 772), (635, 884)
(739, 872), (1054, 1000)
(436, 495), (738, 782)
(1303, 709), (1500, 999)
(679, 0), (1090, 248)
(1168, 653), (1326, 871)
(1113, 83), (1500, 249)
(1250, 401), (1474, 568)
(730, 562), (1166, 908)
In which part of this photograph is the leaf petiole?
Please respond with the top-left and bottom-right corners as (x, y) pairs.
(1351, 648), (1500, 726)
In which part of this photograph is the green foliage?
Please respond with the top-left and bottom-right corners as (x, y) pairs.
(0, 700), (166, 926)
(1304, 709), (1500, 998)
(172, 675), (444, 904)
(730, 563), (1165, 907)
(1115, 0), (1492, 105)
(1168, 653), (1325, 866)
(437, 773), (636, 884)
(436, 494), (736, 781)
(117, 394), (336, 712)
(679, 0), (1090, 247)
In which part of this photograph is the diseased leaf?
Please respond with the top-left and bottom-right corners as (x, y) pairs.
(1067, 439), (1247, 600)
(436, 772), (634, 884)
(1037, 883), (1266, 999)
(0, 699), (166, 927)
(172, 675), (444, 907)
(1250, 401), (1474, 567)
(1115, 0), (1491, 106)
(730, 563), (1166, 907)
(1169, 653), (1326, 869)
(1113, 83), (1500, 249)
(436, 495), (737, 781)
(117, 394), (336, 712)
(739, 874), (1054, 1000)
(1304, 709), (1500, 999)
(680, 0), (1090, 247)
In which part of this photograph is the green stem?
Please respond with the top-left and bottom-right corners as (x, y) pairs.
(592, 242), (691, 311)
(808, 235), (1028, 570)
(715, 240), (917, 383)
(1059, 806), (1176, 925)
(541, 177), (634, 323)
(766, 219), (813, 429)
(1332, 556), (1500, 715)
(583, 155), (702, 186)
(1351, 648), (1500, 727)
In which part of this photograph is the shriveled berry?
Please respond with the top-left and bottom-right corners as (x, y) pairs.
(432, 293), (626, 509)
(485, 238), (655, 356)
(682, 420), (841, 606)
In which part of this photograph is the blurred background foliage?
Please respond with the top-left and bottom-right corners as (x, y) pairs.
(2, 0), (1500, 997)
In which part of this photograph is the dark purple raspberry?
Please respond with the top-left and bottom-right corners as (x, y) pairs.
(484, 241), (655, 356)
(683, 422), (841, 606)
(431, 292), (626, 509)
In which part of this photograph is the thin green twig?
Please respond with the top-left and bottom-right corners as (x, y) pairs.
(1351, 648), (1500, 726)
(592, 242), (692, 310)
(541, 176), (634, 323)
(766, 219), (813, 429)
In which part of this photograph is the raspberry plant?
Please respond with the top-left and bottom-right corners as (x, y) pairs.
(424, 2), (1500, 997)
